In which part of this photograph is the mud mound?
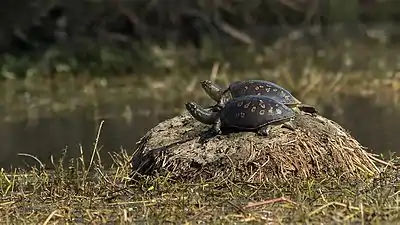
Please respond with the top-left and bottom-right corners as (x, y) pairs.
(131, 112), (380, 182)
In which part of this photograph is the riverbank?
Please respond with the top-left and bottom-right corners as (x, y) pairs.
(0, 138), (398, 224)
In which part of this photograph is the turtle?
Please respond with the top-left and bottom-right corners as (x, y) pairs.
(185, 95), (296, 136)
(201, 79), (318, 114)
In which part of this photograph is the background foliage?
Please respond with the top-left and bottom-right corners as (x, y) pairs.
(0, 0), (399, 77)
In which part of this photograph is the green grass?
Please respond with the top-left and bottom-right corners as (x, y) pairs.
(0, 123), (399, 224)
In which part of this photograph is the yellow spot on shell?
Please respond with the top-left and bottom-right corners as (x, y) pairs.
(237, 101), (244, 107)
(259, 110), (265, 115)
(251, 106), (257, 112)
(244, 102), (251, 108)
(259, 100), (266, 108)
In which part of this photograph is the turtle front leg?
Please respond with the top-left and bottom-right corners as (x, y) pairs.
(205, 106), (216, 112)
(212, 118), (222, 134)
(207, 104), (223, 112)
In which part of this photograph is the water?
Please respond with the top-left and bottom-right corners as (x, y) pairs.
(0, 103), (174, 170)
(325, 96), (400, 155)
(0, 95), (398, 170)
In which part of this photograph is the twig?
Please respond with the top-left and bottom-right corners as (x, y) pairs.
(308, 202), (360, 217)
(213, 15), (253, 45)
(210, 62), (220, 82)
(83, 120), (105, 182)
(367, 153), (398, 169)
(244, 196), (297, 209)
(17, 153), (45, 169)
(42, 210), (59, 225)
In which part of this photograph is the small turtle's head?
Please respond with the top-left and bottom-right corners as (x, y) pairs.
(185, 102), (218, 125)
(200, 80), (223, 102)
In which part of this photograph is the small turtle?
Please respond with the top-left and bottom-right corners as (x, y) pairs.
(201, 80), (318, 114)
(185, 95), (296, 136)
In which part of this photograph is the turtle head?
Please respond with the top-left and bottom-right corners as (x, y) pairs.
(200, 80), (223, 102)
(185, 102), (219, 125)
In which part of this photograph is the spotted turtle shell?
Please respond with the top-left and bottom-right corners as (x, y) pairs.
(226, 80), (299, 105)
(220, 95), (295, 130)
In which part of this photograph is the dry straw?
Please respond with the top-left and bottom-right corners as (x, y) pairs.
(131, 112), (388, 182)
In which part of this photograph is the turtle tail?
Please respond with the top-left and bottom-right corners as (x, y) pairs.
(298, 104), (319, 114)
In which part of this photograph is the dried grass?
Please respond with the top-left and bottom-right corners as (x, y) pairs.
(131, 112), (386, 182)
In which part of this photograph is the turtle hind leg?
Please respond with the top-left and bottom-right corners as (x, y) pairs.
(281, 121), (296, 131)
(257, 124), (283, 136)
(257, 125), (271, 136)
(257, 121), (295, 136)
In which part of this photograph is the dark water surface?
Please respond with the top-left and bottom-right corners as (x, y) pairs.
(324, 96), (400, 155)
(0, 96), (398, 169)
(0, 102), (175, 170)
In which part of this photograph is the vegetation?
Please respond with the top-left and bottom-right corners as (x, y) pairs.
(0, 127), (399, 224)
(0, 1), (400, 224)
(1, 0), (400, 78)
(1, 49), (400, 123)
